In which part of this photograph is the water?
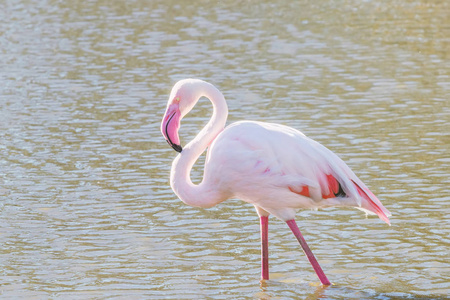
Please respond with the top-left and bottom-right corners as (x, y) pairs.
(0, 0), (449, 298)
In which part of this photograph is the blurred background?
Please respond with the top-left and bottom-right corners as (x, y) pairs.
(0, 0), (448, 298)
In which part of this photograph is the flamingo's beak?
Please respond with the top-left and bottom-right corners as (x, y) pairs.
(161, 103), (182, 153)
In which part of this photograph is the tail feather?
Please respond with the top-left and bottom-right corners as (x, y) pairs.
(351, 180), (391, 225)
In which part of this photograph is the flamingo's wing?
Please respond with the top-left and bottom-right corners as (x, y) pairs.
(207, 121), (391, 224)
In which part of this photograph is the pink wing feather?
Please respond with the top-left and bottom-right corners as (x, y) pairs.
(205, 120), (391, 224)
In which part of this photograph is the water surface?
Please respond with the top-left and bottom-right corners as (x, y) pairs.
(0, 0), (449, 298)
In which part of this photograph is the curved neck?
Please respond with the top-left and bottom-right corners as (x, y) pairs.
(170, 82), (228, 208)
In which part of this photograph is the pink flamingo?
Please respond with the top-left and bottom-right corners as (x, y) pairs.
(161, 79), (391, 285)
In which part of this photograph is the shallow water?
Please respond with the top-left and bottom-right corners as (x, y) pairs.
(0, 0), (449, 298)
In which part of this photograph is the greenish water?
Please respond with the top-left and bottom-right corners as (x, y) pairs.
(0, 0), (448, 298)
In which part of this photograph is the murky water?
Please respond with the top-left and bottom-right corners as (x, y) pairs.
(0, 0), (449, 298)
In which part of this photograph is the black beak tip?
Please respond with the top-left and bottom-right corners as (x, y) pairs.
(172, 144), (182, 153)
(171, 143), (183, 153)
(165, 139), (182, 153)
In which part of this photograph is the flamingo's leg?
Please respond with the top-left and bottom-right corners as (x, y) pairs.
(260, 215), (269, 280)
(286, 219), (331, 285)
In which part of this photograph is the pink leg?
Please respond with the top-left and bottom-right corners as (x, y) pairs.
(260, 216), (269, 280)
(286, 219), (331, 285)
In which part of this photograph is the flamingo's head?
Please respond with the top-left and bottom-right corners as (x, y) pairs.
(161, 79), (204, 153)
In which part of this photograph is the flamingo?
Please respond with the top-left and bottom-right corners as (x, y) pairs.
(160, 79), (391, 285)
